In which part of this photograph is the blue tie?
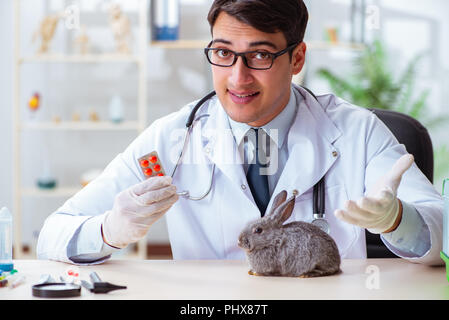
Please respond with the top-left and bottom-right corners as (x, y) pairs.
(246, 128), (270, 216)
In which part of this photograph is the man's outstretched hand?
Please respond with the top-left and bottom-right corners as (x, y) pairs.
(334, 154), (414, 234)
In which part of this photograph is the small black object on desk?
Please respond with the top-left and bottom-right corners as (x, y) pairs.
(81, 272), (127, 294)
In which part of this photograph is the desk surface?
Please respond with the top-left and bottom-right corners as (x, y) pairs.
(2, 259), (448, 300)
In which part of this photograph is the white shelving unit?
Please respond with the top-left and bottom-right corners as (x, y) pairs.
(12, 0), (148, 259)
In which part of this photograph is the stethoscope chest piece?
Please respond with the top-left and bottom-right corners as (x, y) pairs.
(311, 216), (330, 234)
(312, 175), (329, 234)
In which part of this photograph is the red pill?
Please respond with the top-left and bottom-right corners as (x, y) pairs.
(157, 173), (164, 176)
(153, 164), (161, 172)
(149, 156), (158, 163)
(140, 159), (149, 167)
(144, 168), (153, 176)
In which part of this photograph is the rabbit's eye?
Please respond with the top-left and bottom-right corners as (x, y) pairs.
(253, 227), (263, 234)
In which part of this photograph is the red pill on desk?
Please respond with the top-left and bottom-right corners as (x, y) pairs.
(67, 269), (79, 277)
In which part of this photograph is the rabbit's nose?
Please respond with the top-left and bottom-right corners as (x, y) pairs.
(237, 236), (243, 247)
(238, 236), (249, 249)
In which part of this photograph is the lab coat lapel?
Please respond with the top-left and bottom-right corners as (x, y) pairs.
(201, 98), (248, 195)
(273, 87), (342, 200)
(199, 87), (343, 208)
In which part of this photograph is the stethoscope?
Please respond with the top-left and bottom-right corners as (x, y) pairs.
(170, 88), (329, 234)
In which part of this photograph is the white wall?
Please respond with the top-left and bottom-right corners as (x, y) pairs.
(1, 0), (448, 254)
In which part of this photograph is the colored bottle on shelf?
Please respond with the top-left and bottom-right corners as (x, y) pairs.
(0, 207), (14, 272)
(152, 0), (180, 41)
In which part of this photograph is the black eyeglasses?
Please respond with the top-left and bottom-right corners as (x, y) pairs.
(204, 42), (299, 70)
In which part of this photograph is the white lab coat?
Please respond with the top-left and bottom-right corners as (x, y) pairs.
(37, 85), (443, 265)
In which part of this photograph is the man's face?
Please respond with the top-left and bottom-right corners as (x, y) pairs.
(210, 12), (306, 127)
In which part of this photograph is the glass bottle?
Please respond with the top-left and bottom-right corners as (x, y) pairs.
(0, 207), (14, 272)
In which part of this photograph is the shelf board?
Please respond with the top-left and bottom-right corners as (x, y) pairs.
(149, 39), (365, 51)
(21, 121), (141, 131)
(307, 41), (366, 51)
(150, 40), (209, 49)
(21, 186), (82, 198)
(18, 54), (141, 64)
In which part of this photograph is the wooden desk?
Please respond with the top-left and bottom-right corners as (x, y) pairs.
(2, 259), (448, 300)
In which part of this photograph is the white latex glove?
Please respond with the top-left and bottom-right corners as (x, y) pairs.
(334, 154), (414, 234)
(102, 176), (178, 248)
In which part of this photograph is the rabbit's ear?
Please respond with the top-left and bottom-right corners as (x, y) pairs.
(267, 190), (287, 217)
(271, 196), (295, 225)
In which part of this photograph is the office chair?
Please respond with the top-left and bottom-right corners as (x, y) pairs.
(366, 108), (434, 258)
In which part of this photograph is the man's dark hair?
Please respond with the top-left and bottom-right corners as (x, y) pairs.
(207, 0), (309, 48)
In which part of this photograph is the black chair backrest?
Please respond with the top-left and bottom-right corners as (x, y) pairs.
(366, 109), (434, 258)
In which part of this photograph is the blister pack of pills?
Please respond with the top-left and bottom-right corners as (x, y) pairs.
(138, 151), (166, 178)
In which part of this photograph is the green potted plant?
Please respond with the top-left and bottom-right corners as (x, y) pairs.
(317, 39), (449, 181)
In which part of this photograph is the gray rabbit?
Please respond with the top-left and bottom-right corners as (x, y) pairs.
(238, 190), (341, 277)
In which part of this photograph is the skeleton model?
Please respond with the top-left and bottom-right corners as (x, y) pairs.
(108, 4), (132, 54)
(33, 13), (61, 54)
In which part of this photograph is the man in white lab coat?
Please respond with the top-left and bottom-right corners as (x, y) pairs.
(37, 0), (443, 266)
